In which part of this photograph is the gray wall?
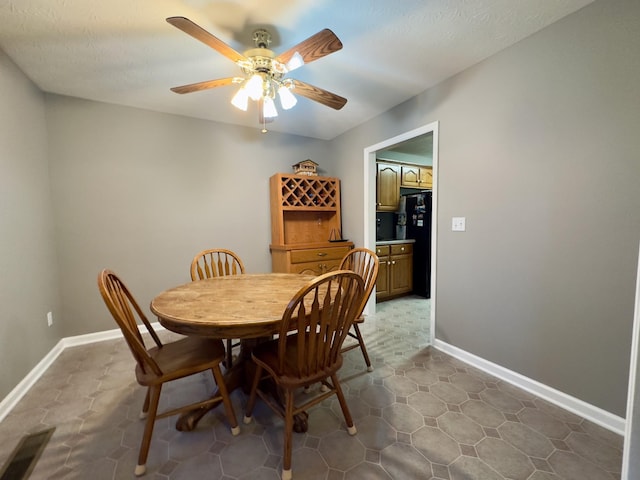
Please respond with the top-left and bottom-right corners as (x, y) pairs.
(334, 0), (640, 416)
(45, 95), (328, 338)
(0, 0), (638, 419)
(0, 51), (62, 398)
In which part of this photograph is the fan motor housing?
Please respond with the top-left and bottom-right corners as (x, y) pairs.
(241, 47), (286, 79)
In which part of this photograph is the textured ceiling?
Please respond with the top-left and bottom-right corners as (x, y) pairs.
(0, 0), (594, 140)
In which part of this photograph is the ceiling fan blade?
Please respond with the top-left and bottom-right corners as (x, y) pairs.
(170, 77), (238, 94)
(276, 29), (343, 71)
(166, 16), (247, 64)
(291, 79), (347, 110)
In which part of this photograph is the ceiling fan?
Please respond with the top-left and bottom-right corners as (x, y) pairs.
(166, 16), (347, 131)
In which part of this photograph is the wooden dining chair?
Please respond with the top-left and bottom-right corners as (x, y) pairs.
(339, 247), (380, 371)
(97, 269), (239, 476)
(190, 248), (245, 368)
(243, 270), (364, 480)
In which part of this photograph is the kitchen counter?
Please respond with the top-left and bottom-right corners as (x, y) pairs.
(376, 239), (415, 245)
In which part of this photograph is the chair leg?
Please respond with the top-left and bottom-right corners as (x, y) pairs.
(351, 323), (373, 371)
(331, 374), (356, 435)
(282, 388), (294, 480)
(139, 387), (151, 419)
(136, 384), (162, 476)
(243, 364), (263, 424)
(225, 339), (233, 369)
(210, 366), (240, 435)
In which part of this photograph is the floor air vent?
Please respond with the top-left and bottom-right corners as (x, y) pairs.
(0, 427), (55, 480)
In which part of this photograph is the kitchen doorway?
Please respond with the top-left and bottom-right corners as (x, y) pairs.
(362, 122), (439, 345)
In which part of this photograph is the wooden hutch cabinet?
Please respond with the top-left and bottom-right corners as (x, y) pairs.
(270, 173), (353, 274)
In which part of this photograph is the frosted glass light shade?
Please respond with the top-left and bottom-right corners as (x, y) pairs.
(278, 86), (297, 110)
(231, 88), (249, 111)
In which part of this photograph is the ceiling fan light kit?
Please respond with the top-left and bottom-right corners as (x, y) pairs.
(166, 17), (347, 133)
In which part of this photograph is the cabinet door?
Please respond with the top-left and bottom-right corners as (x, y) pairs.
(293, 258), (342, 276)
(401, 166), (421, 188)
(419, 167), (433, 189)
(293, 263), (326, 275)
(390, 254), (413, 295)
(376, 163), (400, 212)
(401, 165), (433, 189)
(376, 256), (390, 299)
(324, 260), (342, 274)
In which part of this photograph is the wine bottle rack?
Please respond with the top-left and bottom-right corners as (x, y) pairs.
(278, 175), (338, 209)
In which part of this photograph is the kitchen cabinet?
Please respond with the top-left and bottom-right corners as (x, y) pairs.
(376, 162), (401, 212)
(270, 173), (353, 273)
(401, 165), (433, 189)
(375, 243), (413, 301)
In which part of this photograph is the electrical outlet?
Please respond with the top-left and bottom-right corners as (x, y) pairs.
(47, 311), (53, 327)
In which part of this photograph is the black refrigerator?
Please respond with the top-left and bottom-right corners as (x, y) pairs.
(404, 191), (432, 298)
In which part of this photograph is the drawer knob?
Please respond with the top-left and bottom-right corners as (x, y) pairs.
(317, 252), (327, 257)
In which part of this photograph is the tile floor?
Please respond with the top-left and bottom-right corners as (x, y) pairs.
(0, 296), (624, 479)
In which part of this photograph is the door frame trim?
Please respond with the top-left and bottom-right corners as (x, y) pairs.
(622, 241), (640, 477)
(362, 121), (439, 344)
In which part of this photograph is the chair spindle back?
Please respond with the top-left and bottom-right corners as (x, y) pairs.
(339, 248), (379, 319)
(277, 270), (364, 377)
(190, 248), (245, 281)
(98, 269), (163, 377)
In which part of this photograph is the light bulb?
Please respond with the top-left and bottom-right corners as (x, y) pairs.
(245, 74), (263, 101)
(278, 85), (297, 110)
(263, 96), (278, 118)
(230, 88), (249, 111)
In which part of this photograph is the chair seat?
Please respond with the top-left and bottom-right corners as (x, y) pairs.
(252, 335), (344, 389)
(136, 336), (226, 386)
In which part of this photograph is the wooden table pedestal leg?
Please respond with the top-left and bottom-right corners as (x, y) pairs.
(175, 341), (251, 432)
(174, 338), (310, 433)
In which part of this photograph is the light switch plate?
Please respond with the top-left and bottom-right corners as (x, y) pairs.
(452, 217), (466, 232)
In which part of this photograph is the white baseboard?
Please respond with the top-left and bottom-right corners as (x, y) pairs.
(0, 322), (165, 423)
(433, 339), (626, 436)
(0, 340), (66, 423)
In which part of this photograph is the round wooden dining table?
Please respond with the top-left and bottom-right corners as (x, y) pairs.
(150, 273), (316, 432)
